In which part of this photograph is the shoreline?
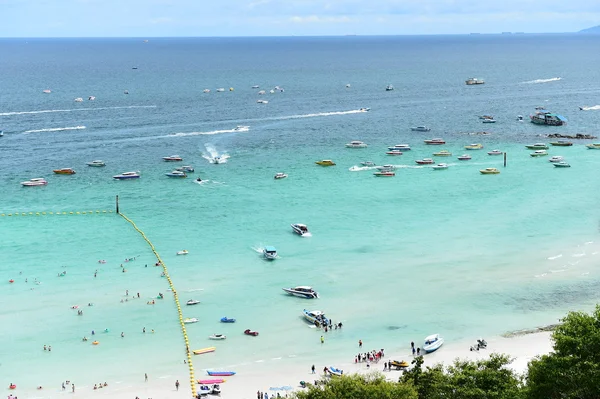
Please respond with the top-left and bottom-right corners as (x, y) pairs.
(8, 328), (555, 399)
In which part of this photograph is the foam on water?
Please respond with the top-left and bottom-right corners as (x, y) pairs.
(23, 126), (87, 134)
(0, 105), (156, 116)
(521, 77), (562, 84)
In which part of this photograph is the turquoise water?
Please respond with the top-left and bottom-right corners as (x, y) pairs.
(2, 35), (600, 392)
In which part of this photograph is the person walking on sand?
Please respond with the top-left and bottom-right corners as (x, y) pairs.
(311, 364), (315, 374)
(175, 380), (179, 391)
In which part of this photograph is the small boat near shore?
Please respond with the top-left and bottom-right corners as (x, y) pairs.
(113, 171), (140, 180)
(487, 150), (503, 156)
(376, 165), (396, 171)
(386, 150), (404, 156)
(176, 165), (195, 173)
(466, 78), (485, 85)
(177, 250), (189, 255)
(374, 170), (395, 176)
(361, 161), (376, 167)
(187, 299), (201, 306)
(303, 309), (329, 326)
(424, 138), (445, 145)
(220, 317), (236, 323)
(553, 161), (571, 168)
(457, 154), (472, 161)
(86, 160), (106, 167)
(184, 318), (199, 324)
(163, 155), (183, 162)
(207, 371), (236, 376)
(291, 223), (309, 236)
(410, 126), (431, 132)
(283, 286), (319, 299)
(480, 168), (500, 175)
(548, 156), (564, 163)
(433, 150), (452, 157)
(209, 334), (227, 340)
(530, 150), (548, 157)
(525, 143), (548, 150)
(198, 379), (225, 385)
(464, 143), (483, 150)
(315, 160), (335, 166)
(387, 144), (411, 151)
(244, 329), (259, 336)
(586, 143), (600, 150)
(423, 334), (444, 353)
(193, 347), (216, 355)
(550, 140), (573, 147)
(274, 172), (288, 179)
(345, 141), (367, 148)
(166, 170), (187, 178)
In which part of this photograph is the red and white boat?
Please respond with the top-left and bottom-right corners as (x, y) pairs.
(385, 150), (403, 156)
(373, 171), (395, 177)
(163, 155), (183, 162)
(415, 158), (435, 165)
(244, 329), (259, 336)
(424, 138), (446, 145)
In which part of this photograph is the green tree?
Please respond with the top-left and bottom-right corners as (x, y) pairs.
(526, 305), (600, 399)
(401, 354), (523, 399)
(293, 373), (418, 399)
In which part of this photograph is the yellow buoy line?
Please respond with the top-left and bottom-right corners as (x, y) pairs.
(0, 210), (113, 217)
(119, 212), (197, 398)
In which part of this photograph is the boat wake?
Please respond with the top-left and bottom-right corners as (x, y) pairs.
(579, 105), (600, 111)
(202, 144), (230, 164)
(167, 126), (249, 138)
(521, 77), (561, 84)
(23, 126), (86, 134)
(263, 109), (367, 122)
(348, 165), (378, 172)
(0, 105), (156, 117)
(547, 254), (562, 260)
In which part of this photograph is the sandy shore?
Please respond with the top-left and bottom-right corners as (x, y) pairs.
(12, 330), (551, 399)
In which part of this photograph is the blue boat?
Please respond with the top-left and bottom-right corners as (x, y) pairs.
(166, 170), (187, 178)
(207, 371), (236, 376)
(220, 317), (236, 323)
(302, 309), (329, 326)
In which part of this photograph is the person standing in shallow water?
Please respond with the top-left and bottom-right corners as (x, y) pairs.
(311, 364), (315, 374)
(175, 380), (179, 391)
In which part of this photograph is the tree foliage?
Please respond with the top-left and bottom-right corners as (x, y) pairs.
(293, 373), (418, 399)
(526, 305), (600, 399)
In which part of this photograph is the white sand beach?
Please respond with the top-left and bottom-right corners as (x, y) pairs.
(16, 330), (552, 399)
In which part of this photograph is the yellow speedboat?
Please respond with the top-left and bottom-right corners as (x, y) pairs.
(390, 360), (410, 369)
(315, 160), (336, 166)
(480, 168), (500, 175)
(464, 143), (483, 150)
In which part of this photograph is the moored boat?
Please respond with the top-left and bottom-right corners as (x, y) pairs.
(423, 334), (444, 353)
(424, 138), (445, 145)
(465, 78), (484, 85)
(186, 299), (201, 306)
(207, 371), (235, 376)
(480, 168), (500, 175)
(282, 286), (318, 299)
(177, 250), (189, 255)
(315, 160), (335, 166)
(345, 141), (367, 148)
(385, 84), (394, 91)
(433, 150), (452, 157)
(113, 171), (140, 180)
(244, 329), (259, 336)
(487, 150), (503, 156)
(530, 110), (567, 126)
(415, 158), (435, 165)
(86, 160), (106, 167)
(302, 309), (329, 326)
(176, 165), (195, 173)
(553, 161), (571, 168)
(548, 156), (564, 163)
(208, 334), (227, 340)
(291, 223), (309, 236)
(263, 246), (277, 260)
(482, 118), (496, 123)
(457, 154), (472, 161)
(220, 317), (236, 323)
(550, 140), (573, 147)
(586, 143), (600, 150)
(21, 178), (48, 187)
(166, 170), (187, 178)
(385, 150), (403, 156)
(274, 172), (288, 179)
(525, 143), (548, 150)
(163, 155), (183, 162)
(183, 318), (199, 324)
(410, 126), (431, 132)
(530, 150), (548, 157)
(53, 168), (76, 175)
(387, 144), (411, 151)
(464, 143), (483, 150)
(374, 171), (395, 176)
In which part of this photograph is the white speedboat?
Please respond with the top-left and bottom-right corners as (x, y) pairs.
(487, 150), (503, 156)
(385, 84), (394, 91)
(432, 163), (449, 170)
(283, 286), (318, 299)
(252, 85), (260, 89)
(42, 89), (51, 94)
(216, 88), (225, 92)
(113, 171), (140, 180)
(376, 164), (396, 171)
(88, 96), (96, 101)
(234, 125), (249, 131)
(184, 318), (199, 324)
(423, 334), (444, 353)
(176, 165), (195, 173)
(482, 118), (496, 123)
(86, 160), (106, 167)
(186, 299), (201, 306)
(209, 334), (226, 340)
(410, 126), (431, 132)
(177, 250), (189, 255)
(263, 246), (277, 260)
(166, 170), (187, 178)
(21, 178), (48, 187)
(274, 172), (288, 179)
(345, 141), (367, 148)
(203, 89), (210, 93)
(258, 90), (266, 95)
(291, 223), (309, 236)
(361, 161), (376, 167)
(302, 309), (329, 325)
(387, 144), (411, 151)
(457, 154), (472, 161)
(359, 107), (370, 112)
(525, 143), (549, 150)
(548, 156), (564, 163)
(257, 99), (268, 104)
(74, 97), (83, 102)
(465, 78), (485, 85)
(553, 161), (571, 168)
(163, 155), (183, 162)
(415, 158), (435, 165)
(211, 156), (225, 164)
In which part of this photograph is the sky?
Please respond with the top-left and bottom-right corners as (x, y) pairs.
(0, 0), (599, 37)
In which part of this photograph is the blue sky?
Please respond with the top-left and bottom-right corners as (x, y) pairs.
(1, 0), (599, 37)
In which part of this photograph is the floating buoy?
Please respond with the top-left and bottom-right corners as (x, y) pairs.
(92, 341), (99, 345)
(9, 384), (17, 389)
(9, 279), (14, 283)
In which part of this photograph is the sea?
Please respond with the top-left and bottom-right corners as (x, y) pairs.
(2, 34), (600, 394)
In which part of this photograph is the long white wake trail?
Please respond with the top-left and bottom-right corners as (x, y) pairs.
(23, 126), (86, 134)
(0, 105), (157, 117)
(521, 77), (562, 84)
(580, 105), (600, 111)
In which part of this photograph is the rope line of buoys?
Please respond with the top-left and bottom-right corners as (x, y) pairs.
(0, 210), (113, 217)
(118, 212), (196, 398)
